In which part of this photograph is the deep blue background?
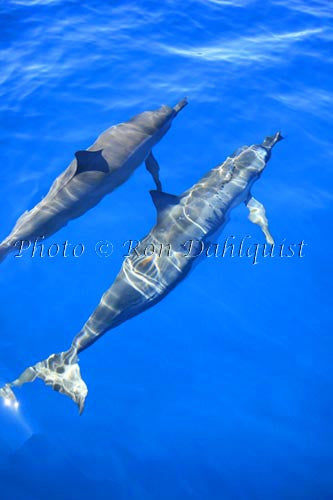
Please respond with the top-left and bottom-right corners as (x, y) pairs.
(0, 1), (332, 498)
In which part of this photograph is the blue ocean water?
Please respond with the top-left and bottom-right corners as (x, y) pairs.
(0, 0), (332, 498)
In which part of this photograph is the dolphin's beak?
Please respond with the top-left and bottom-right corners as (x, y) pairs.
(262, 131), (283, 150)
(173, 97), (188, 115)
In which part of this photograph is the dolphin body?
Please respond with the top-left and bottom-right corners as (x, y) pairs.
(0, 132), (282, 413)
(0, 99), (187, 262)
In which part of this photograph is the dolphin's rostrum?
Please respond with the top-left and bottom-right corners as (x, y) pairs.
(0, 132), (282, 413)
(0, 99), (187, 263)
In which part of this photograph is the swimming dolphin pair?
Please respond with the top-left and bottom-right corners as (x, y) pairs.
(0, 99), (187, 262)
(0, 131), (282, 413)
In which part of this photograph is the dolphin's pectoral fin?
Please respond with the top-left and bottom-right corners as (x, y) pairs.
(74, 149), (109, 175)
(0, 347), (88, 414)
(150, 190), (180, 216)
(246, 195), (274, 245)
(145, 152), (162, 191)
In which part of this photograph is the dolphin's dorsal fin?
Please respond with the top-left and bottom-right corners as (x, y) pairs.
(150, 190), (179, 214)
(74, 149), (109, 175)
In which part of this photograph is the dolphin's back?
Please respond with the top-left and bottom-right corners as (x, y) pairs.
(0, 103), (182, 258)
(46, 104), (176, 198)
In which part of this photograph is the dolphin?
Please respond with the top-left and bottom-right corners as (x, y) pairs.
(0, 99), (187, 263)
(0, 132), (282, 413)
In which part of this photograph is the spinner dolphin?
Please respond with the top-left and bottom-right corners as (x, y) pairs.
(0, 132), (282, 413)
(0, 99), (187, 262)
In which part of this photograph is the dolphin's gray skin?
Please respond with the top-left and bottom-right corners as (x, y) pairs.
(0, 132), (282, 413)
(0, 99), (187, 262)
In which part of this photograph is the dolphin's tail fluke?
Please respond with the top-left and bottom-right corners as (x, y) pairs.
(0, 347), (88, 414)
